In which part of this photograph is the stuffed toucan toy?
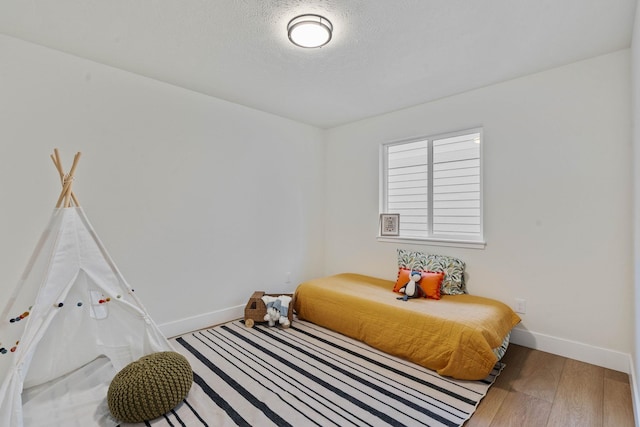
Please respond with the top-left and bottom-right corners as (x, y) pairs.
(397, 270), (426, 301)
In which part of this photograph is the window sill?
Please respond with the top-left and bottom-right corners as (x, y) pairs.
(377, 236), (486, 250)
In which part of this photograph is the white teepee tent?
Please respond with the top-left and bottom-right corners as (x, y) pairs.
(0, 150), (173, 426)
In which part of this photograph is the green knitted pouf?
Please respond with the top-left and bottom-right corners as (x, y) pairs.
(107, 351), (193, 423)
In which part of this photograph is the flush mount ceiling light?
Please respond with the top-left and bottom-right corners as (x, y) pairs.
(287, 14), (333, 48)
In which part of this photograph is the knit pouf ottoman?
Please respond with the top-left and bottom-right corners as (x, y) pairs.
(108, 351), (193, 423)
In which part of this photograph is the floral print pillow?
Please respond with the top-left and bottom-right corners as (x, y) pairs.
(397, 249), (466, 295)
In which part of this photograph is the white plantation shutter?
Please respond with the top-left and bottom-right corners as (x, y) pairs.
(387, 140), (429, 237)
(381, 129), (483, 243)
(432, 132), (481, 238)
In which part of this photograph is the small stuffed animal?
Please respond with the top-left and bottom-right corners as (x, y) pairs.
(397, 270), (425, 301)
(262, 296), (292, 327)
(264, 300), (283, 326)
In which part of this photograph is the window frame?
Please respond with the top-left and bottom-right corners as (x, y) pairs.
(378, 128), (486, 249)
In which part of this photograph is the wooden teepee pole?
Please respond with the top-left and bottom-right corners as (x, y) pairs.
(51, 149), (81, 208)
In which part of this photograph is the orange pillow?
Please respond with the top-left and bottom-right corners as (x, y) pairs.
(393, 268), (444, 300)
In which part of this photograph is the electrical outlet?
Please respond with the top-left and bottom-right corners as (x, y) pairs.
(285, 272), (291, 284)
(515, 298), (526, 314)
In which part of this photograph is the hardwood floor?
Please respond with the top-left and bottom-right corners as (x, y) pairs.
(466, 344), (635, 427)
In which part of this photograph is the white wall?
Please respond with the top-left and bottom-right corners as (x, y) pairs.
(0, 28), (635, 377)
(0, 34), (326, 335)
(631, 0), (640, 419)
(325, 50), (632, 371)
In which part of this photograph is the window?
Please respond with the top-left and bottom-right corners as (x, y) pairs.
(379, 129), (484, 247)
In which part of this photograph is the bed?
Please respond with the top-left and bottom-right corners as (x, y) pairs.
(293, 272), (521, 380)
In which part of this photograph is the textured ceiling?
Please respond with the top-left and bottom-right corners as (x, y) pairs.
(0, 0), (636, 128)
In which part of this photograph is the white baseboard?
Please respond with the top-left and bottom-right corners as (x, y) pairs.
(158, 304), (245, 338)
(510, 326), (631, 373)
(159, 311), (633, 372)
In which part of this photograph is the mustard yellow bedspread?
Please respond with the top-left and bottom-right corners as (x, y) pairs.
(294, 273), (521, 380)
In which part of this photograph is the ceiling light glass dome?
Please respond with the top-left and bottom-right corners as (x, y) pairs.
(287, 14), (333, 48)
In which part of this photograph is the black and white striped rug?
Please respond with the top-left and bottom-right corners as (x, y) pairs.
(124, 319), (503, 427)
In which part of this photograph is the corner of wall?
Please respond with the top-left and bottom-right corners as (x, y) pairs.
(629, 353), (640, 427)
(631, 0), (640, 424)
